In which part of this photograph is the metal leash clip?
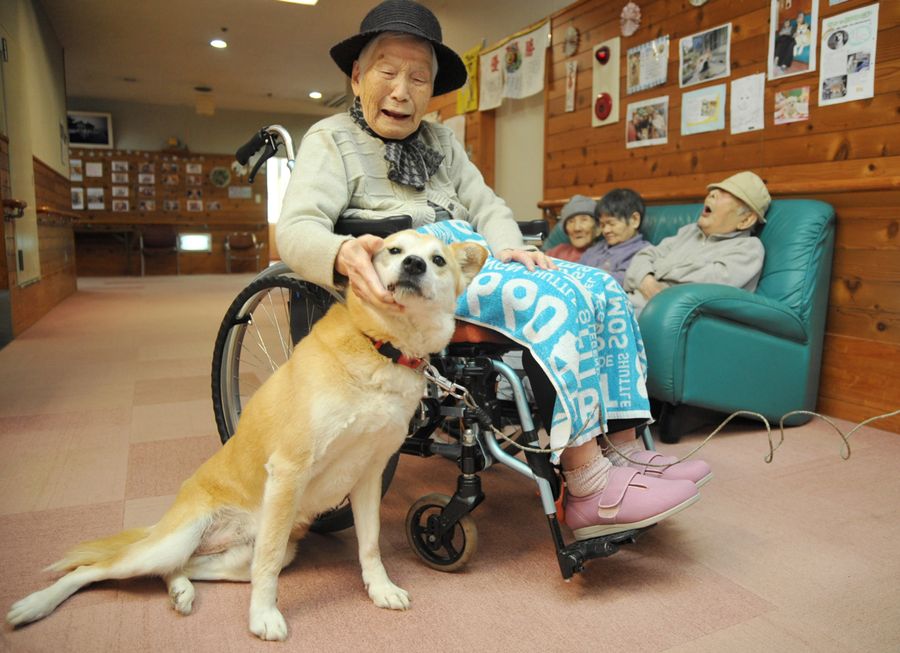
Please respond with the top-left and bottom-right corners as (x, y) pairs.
(422, 363), (468, 399)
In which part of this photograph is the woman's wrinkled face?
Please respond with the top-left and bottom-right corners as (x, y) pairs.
(351, 36), (434, 140)
(565, 214), (599, 249)
(599, 212), (640, 246)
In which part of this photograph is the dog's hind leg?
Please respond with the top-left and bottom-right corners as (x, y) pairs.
(350, 460), (410, 611)
(7, 518), (208, 627)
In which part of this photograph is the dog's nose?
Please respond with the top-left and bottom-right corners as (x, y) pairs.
(402, 255), (427, 276)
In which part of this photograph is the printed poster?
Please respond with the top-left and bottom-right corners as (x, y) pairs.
(478, 19), (550, 111)
(681, 84), (727, 136)
(768, 0), (819, 80)
(626, 96), (669, 149)
(626, 36), (669, 94)
(679, 23), (731, 88)
(774, 86), (811, 124)
(819, 3), (879, 106)
(730, 73), (766, 134)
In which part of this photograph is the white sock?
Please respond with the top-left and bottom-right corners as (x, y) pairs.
(563, 454), (612, 497)
(604, 440), (642, 467)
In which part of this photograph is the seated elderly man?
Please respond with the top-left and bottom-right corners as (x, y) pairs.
(623, 171), (770, 316)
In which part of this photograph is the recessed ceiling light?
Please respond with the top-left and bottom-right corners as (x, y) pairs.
(210, 39), (227, 49)
(308, 91), (323, 99)
(278, 0), (319, 5)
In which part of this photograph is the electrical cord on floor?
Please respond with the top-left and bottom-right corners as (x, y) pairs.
(425, 362), (900, 468)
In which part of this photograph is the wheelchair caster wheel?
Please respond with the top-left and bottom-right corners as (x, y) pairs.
(405, 493), (478, 572)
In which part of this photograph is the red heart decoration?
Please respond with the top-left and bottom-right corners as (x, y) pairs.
(594, 93), (612, 120)
(595, 47), (610, 65)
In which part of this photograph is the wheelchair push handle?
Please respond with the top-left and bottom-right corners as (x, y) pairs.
(235, 125), (296, 184)
(235, 129), (268, 166)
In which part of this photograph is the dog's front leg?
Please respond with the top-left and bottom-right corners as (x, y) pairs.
(350, 462), (410, 611)
(249, 456), (308, 641)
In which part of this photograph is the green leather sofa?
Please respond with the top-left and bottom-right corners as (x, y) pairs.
(543, 199), (836, 442)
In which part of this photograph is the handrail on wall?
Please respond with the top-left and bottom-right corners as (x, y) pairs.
(2, 198), (27, 221)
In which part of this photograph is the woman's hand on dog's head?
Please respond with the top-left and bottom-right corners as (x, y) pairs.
(337, 236), (404, 312)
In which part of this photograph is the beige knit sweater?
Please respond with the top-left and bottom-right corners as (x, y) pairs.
(276, 113), (526, 289)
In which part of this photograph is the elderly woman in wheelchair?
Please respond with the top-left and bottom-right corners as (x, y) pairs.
(222, 0), (710, 577)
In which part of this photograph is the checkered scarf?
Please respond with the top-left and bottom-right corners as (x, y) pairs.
(349, 98), (444, 191)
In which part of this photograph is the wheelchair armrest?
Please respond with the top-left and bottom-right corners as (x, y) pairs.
(517, 219), (548, 237)
(639, 284), (807, 344)
(335, 215), (412, 238)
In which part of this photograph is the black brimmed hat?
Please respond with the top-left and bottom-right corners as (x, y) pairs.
(330, 0), (468, 96)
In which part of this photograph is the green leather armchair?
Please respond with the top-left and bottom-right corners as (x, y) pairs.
(542, 199), (836, 442)
(637, 199), (835, 441)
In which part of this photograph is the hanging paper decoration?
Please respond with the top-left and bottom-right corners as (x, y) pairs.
(478, 19), (551, 111)
(592, 37), (621, 127)
(457, 44), (482, 114)
(620, 2), (642, 37)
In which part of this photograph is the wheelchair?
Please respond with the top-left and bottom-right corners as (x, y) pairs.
(210, 126), (655, 579)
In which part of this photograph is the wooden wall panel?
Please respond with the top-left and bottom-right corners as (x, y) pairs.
(542, 0), (899, 433)
(6, 158), (80, 337)
(68, 148), (268, 275)
(427, 92), (496, 187)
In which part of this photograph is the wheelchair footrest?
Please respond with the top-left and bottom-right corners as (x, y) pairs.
(551, 516), (652, 579)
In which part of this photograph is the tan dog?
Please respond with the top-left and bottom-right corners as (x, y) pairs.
(7, 230), (487, 641)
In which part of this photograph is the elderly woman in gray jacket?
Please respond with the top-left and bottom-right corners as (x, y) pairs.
(277, 0), (706, 541)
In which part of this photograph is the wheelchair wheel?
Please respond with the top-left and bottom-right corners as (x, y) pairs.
(210, 269), (397, 534)
(211, 271), (338, 444)
(405, 493), (478, 572)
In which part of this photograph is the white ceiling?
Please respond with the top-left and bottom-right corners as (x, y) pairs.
(37, 0), (572, 118)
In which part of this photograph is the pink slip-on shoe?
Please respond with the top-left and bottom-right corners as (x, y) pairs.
(564, 467), (699, 540)
(623, 450), (713, 487)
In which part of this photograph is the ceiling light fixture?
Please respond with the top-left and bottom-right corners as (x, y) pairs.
(308, 91), (323, 99)
(278, 1), (319, 5)
(210, 38), (227, 48)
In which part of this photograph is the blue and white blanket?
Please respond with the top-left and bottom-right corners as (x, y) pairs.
(418, 221), (651, 459)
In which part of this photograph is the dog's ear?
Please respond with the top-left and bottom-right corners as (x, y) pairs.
(450, 242), (489, 294)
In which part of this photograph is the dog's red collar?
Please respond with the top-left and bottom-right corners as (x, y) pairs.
(370, 339), (428, 372)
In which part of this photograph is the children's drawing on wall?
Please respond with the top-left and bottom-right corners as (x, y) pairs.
(730, 73), (766, 134)
(819, 3), (879, 107)
(679, 23), (731, 88)
(768, 0), (819, 80)
(625, 96), (669, 148)
(774, 86), (811, 125)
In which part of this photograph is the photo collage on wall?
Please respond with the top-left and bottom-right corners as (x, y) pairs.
(559, 0), (881, 147)
(69, 148), (252, 218)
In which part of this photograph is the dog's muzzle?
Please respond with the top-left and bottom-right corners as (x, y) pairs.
(387, 255), (427, 295)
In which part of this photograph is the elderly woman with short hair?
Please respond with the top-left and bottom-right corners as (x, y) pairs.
(277, 0), (707, 541)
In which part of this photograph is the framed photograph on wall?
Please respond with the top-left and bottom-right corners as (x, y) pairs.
(67, 111), (114, 149)
(679, 23), (731, 88)
(768, 0), (819, 80)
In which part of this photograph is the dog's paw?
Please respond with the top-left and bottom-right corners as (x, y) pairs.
(249, 606), (288, 641)
(7, 589), (57, 627)
(367, 581), (410, 611)
(168, 577), (195, 615)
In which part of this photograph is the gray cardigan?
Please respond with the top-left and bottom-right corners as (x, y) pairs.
(623, 223), (765, 314)
(276, 113), (526, 289)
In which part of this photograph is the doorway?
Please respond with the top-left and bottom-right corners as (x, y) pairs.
(0, 28), (12, 348)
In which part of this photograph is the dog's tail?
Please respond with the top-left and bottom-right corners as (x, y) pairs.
(45, 527), (152, 573)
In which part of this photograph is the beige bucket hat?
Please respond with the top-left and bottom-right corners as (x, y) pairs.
(707, 171), (771, 222)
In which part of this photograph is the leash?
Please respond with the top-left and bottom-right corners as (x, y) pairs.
(421, 361), (900, 467)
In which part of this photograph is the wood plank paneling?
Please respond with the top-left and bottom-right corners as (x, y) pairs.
(542, 0), (900, 432)
(5, 158), (78, 336)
